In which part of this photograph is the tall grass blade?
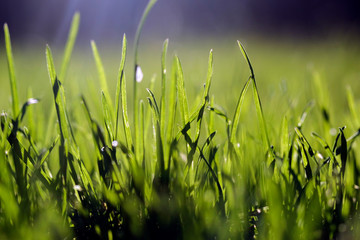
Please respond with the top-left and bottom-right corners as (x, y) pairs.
(133, 0), (157, 161)
(204, 49), (213, 102)
(280, 116), (290, 179)
(160, 39), (169, 133)
(101, 91), (114, 142)
(237, 41), (271, 153)
(4, 23), (20, 117)
(59, 12), (80, 80)
(165, 58), (178, 166)
(312, 132), (338, 175)
(139, 100), (145, 166)
(121, 73), (133, 151)
(115, 34), (127, 139)
(91, 41), (113, 111)
(44, 13), (79, 144)
(176, 56), (189, 125)
(230, 77), (251, 143)
(346, 86), (359, 127)
(46, 45), (69, 143)
(133, 0), (157, 65)
(147, 97), (165, 188)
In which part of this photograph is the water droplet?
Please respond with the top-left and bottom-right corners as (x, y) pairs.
(136, 65), (143, 83)
(27, 98), (39, 105)
(73, 185), (82, 191)
(112, 140), (118, 148)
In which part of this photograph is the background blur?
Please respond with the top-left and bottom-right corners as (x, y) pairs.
(1, 0), (360, 45)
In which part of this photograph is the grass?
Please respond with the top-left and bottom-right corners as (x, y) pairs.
(1, 2), (360, 239)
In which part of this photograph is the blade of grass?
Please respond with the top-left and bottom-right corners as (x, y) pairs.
(59, 12), (80, 80)
(280, 116), (290, 179)
(165, 58), (178, 167)
(115, 34), (127, 140)
(229, 77), (251, 143)
(91, 41), (114, 112)
(121, 73), (133, 151)
(346, 86), (359, 127)
(133, 0), (157, 161)
(44, 13), (80, 145)
(312, 132), (338, 175)
(46, 45), (69, 143)
(176, 56), (189, 125)
(133, 0), (158, 65)
(237, 41), (271, 153)
(4, 23), (20, 117)
(147, 96), (165, 189)
(101, 91), (114, 142)
(160, 39), (169, 134)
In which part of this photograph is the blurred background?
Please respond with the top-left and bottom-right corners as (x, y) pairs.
(1, 0), (359, 45)
(0, 0), (359, 126)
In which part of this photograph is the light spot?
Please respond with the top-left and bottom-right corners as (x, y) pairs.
(136, 65), (143, 83)
(27, 98), (39, 105)
(112, 140), (118, 148)
(73, 185), (82, 191)
(329, 128), (337, 136)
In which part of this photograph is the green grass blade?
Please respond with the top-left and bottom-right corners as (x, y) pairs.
(346, 86), (359, 127)
(295, 127), (315, 157)
(139, 100), (145, 166)
(280, 116), (289, 158)
(115, 34), (127, 139)
(338, 127), (347, 177)
(160, 39), (169, 133)
(4, 23), (20, 117)
(133, 0), (157, 161)
(176, 56), (189, 125)
(204, 49), (213, 102)
(146, 88), (160, 120)
(312, 132), (338, 175)
(297, 101), (315, 128)
(237, 41), (254, 79)
(59, 12), (80, 80)
(147, 97), (165, 183)
(46, 45), (69, 143)
(133, 0), (158, 65)
(121, 73), (133, 151)
(44, 13), (79, 145)
(101, 91), (114, 142)
(230, 77), (251, 143)
(165, 58), (178, 166)
(237, 41), (271, 153)
(280, 116), (290, 179)
(26, 88), (35, 136)
(91, 40), (113, 110)
(296, 138), (313, 180)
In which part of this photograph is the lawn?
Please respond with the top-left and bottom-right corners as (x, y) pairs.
(1, 2), (360, 239)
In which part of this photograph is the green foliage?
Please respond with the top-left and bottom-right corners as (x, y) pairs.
(2, 4), (360, 240)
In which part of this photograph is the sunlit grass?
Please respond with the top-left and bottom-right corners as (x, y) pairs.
(1, 2), (360, 239)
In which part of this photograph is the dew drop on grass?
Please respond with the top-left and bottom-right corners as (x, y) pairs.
(27, 98), (39, 105)
(112, 140), (118, 148)
(136, 65), (143, 83)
